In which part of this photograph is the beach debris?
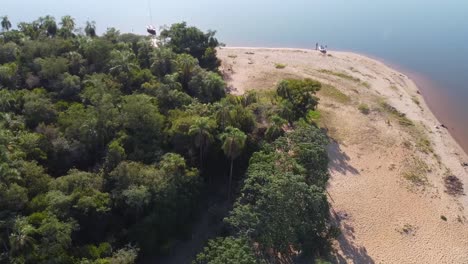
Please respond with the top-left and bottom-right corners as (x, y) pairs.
(444, 175), (464, 196)
(440, 124), (448, 129)
(461, 162), (468, 167)
(397, 223), (417, 236)
(417, 90), (421, 94)
(245, 51), (255, 55)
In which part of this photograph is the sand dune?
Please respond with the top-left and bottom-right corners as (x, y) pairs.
(218, 47), (468, 263)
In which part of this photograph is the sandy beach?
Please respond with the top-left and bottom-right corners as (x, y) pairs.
(218, 47), (468, 263)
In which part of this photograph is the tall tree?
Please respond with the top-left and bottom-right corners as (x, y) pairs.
(59, 15), (75, 38)
(8, 217), (36, 260)
(42, 15), (57, 37)
(85, 20), (96, 37)
(175, 53), (198, 90)
(189, 116), (216, 171)
(214, 99), (233, 130)
(220, 126), (246, 200)
(1, 16), (12, 32)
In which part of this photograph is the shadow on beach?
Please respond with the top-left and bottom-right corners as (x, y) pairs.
(327, 141), (360, 176)
(329, 210), (375, 264)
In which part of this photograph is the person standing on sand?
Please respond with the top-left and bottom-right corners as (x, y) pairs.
(316, 43), (318, 50)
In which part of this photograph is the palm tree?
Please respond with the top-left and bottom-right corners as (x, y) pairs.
(214, 100), (233, 130)
(265, 115), (287, 141)
(108, 49), (139, 75)
(175, 54), (198, 90)
(1, 16), (12, 32)
(42, 15), (57, 37)
(18, 22), (40, 40)
(85, 21), (96, 37)
(59, 15), (75, 38)
(220, 126), (247, 200)
(65, 51), (84, 75)
(189, 117), (215, 171)
(9, 217), (36, 257)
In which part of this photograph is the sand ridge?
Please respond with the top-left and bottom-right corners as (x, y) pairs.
(217, 47), (468, 264)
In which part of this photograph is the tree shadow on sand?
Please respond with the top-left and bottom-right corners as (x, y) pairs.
(327, 140), (360, 176)
(330, 210), (375, 264)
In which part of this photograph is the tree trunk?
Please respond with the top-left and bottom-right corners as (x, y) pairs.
(199, 145), (203, 169)
(228, 158), (234, 201)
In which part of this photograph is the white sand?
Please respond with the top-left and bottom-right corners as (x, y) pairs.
(218, 47), (468, 264)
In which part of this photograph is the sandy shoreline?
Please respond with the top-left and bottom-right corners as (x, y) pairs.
(218, 47), (468, 263)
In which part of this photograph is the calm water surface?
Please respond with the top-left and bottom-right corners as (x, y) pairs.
(5, 0), (468, 150)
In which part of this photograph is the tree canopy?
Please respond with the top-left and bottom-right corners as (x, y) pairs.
(0, 15), (333, 264)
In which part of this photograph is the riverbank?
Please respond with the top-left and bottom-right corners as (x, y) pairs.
(217, 47), (468, 263)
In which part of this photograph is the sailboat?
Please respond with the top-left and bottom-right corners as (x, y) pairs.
(147, 25), (157, 35)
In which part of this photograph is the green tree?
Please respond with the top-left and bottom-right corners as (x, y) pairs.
(273, 122), (329, 188)
(17, 160), (51, 197)
(0, 42), (19, 64)
(64, 51), (84, 75)
(1, 16), (12, 32)
(103, 27), (120, 43)
(59, 15), (75, 38)
(188, 69), (226, 103)
(33, 213), (77, 262)
(160, 22), (220, 71)
(49, 170), (110, 216)
(34, 56), (69, 81)
(213, 99), (234, 130)
(189, 116), (216, 170)
(0, 62), (18, 87)
(0, 29), (26, 44)
(8, 217), (37, 260)
(42, 15), (57, 37)
(276, 79), (321, 121)
(137, 39), (154, 69)
(81, 38), (113, 72)
(109, 49), (139, 74)
(54, 72), (81, 100)
(265, 115), (287, 141)
(220, 126), (246, 200)
(121, 94), (165, 162)
(22, 89), (57, 128)
(194, 237), (257, 264)
(150, 47), (176, 77)
(106, 245), (139, 264)
(85, 20), (97, 37)
(103, 135), (127, 173)
(175, 53), (198, 90)
(18, 21), (41, 40)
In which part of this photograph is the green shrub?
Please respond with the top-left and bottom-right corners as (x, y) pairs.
(358, 103), (370, 114)
(275, 63), (286, 69)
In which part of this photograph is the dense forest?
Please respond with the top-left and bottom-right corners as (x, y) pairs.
(0, 15), (335, 263)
